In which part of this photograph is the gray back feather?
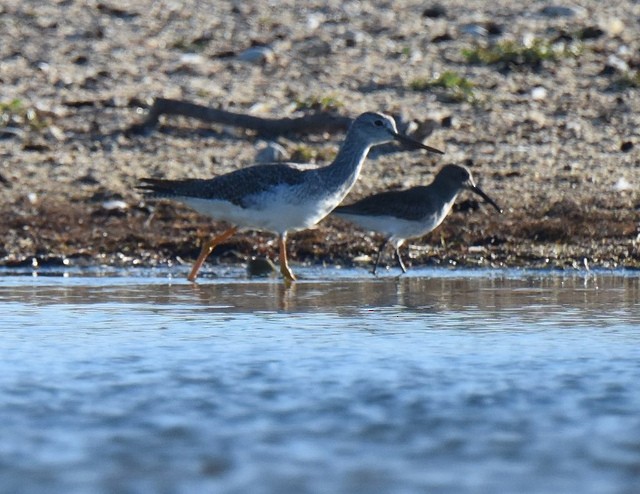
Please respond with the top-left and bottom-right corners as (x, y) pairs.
(139, 164), (308, 208)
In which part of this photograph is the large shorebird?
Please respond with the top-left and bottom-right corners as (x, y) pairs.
(138, 112), (443, 283)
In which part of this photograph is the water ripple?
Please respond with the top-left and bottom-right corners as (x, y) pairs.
(0, 270), (639, 493)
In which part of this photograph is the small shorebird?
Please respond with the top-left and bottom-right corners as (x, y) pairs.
(138, 112), (443, 283)
(332, 164), (502, 274)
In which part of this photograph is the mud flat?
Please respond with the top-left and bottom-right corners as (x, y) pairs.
(1, 1), (638, 271)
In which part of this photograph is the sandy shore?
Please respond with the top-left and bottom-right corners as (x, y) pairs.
(1, 1), (639, 273)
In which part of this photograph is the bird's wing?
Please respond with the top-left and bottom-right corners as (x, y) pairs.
(138, 164), (307, 208)
(334, 186), (434, 222)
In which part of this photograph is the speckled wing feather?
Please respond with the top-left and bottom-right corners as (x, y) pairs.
(334, 186), (435, 222)
(138, 164), (308, 208)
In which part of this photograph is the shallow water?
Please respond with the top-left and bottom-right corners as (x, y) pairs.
(1, 268), (639, 494)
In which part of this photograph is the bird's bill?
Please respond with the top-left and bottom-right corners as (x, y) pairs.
(469, 184), (503, 213)
(392, 131), (445, 154)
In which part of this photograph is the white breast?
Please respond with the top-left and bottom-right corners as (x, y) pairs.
(180, 183), (339, 234)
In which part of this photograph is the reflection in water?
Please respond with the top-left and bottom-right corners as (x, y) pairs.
(1, 270), (639, 318)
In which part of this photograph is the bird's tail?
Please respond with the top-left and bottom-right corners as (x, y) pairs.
(137, 178), (186, 198)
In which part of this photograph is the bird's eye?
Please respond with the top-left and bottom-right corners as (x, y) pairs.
(374, 119), (384, 127)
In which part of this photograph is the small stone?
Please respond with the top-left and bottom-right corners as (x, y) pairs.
(72, 55), (89, 65)
(599, 64), (617, 76)
(306, 13), (324, 30)
(526, 110), (547, 126)
(102, 199), (129, 211)
(0, 172), (10, 188)
(76, 173), (100, 185)
(618, 45), (631, 57)
(607, 55), (628, 73)
(296, 37), (332, 57)
(613, 177), (632, 191)
(246, 257), (277, 277)
(256, 141), (289, 163)
(460, 24), (488, 37)
(539, 5), (585, 18)
(344, 30), (365, 48)
(35, 256), (70, 267)
(422, 4), (446, 18)
(485, 22), (503, 36)
(621, 141), (634, 152)
(237, 46), (274, 64)
(531, 86), (547, 101)
(578, 26), (605, 40)
(0, 126), (24, 139)
(352, 254), (372, 263)
(602, 18), (624, 37)
(179, 53), (205, 65)
(432, 32), (453, 43)
(48, 125), (66, 141)
(22, 140), (50, 152)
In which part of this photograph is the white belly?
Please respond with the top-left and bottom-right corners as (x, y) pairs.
(336, 205), (453, 247)
(181, 189), (338, 234)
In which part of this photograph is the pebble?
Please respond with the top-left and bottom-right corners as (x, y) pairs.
(0, 172), (11, 188)
(578, 26), (605, 40)
(526, 110), (547, 126)
(432, 32), (454, 43)
(530, 86), (548, 101)
(255, 141), (289, 163)
(539, 5), (586, 18)
(101, 199), (129, 211)
(48, 125), (66, 141)
(0, 127), (24, 139)
(344, 30), (366, 48)
(607, 54), (629, 73)
(620, 141), (634, 152)
(599, 64), (617, 76)
(441, 115), (453, 128)
(296, 37), (332, 57)
(617, 45), (631, 57)
(75, 173), (100, 185)
(179, 53), (205, 65)
(613, 177), (633, 191)
(246, 257), (277, 277)
(602, 18), (625, 36)
(237, 46), (275, 64)
(422, 4), (446, 19)
(306, 13), (325, 30)
(485, 22), (503, 36)
(458, 22), (503, 38)
(460, 24), (488, 37)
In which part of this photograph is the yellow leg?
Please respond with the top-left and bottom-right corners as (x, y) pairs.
(187, 226), (238, 282)
(278, 233), (296, 283)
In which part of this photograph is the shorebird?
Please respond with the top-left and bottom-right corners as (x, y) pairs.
(138, 112), (444, 283)
(332, 164), (502, 274)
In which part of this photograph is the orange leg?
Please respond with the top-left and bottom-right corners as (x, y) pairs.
(278, 233), (296, 283)
(187, 226), (238, 282)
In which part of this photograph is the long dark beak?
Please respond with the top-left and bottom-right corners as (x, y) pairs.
(469, 184), (503, 213)
(392, 131), (444, 154)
